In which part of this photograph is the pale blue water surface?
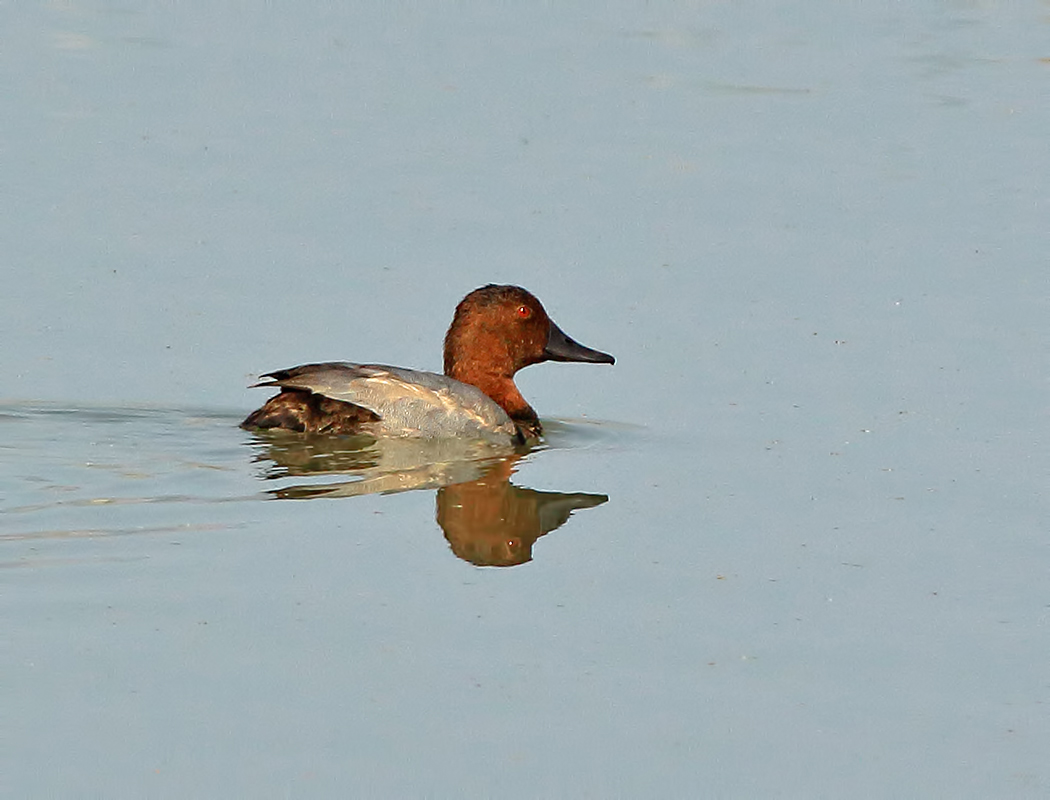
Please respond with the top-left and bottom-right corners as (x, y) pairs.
(3, 3), (1048, 797)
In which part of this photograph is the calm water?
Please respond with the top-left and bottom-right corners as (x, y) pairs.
(4, 3), (1048, 797)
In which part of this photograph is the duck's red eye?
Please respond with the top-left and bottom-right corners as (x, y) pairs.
(517, 305), (531, 319)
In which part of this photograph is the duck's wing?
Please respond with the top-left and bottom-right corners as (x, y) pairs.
(255, 362), (517, 441)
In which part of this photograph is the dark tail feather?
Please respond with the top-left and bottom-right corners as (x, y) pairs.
(241, 389), (380, 434)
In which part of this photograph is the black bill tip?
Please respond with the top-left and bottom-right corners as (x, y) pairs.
(544, 321), (615, 365)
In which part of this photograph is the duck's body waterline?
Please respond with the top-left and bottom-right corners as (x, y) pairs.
(242, 285), (614, 443)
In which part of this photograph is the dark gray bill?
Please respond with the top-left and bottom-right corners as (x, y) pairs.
(544, 321), (615, 365)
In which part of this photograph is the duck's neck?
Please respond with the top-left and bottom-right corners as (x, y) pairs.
(450, 368), (541, 437)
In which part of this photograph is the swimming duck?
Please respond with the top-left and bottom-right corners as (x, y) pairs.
(241, 284), (614, 443)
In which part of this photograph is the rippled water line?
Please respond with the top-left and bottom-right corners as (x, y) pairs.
(0, 520), (245, 546)
(1, 491), (273, 516)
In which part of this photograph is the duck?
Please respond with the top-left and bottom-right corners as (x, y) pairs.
(241, 284), (614, 443)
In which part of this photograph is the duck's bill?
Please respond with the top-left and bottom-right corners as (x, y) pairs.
(544, 321), (615, 365)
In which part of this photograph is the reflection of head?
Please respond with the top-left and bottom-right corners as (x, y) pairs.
(437, 469), (608, 568)
(444, 528), (533, 568)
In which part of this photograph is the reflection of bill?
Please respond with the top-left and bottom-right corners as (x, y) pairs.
(249, 432), (608, 567)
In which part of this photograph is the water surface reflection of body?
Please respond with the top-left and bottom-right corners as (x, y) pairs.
(250, 431), (608, 567)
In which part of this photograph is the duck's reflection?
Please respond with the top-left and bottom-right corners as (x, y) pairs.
(436, 458), (607, 566)
(249, 433), (608, 567)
